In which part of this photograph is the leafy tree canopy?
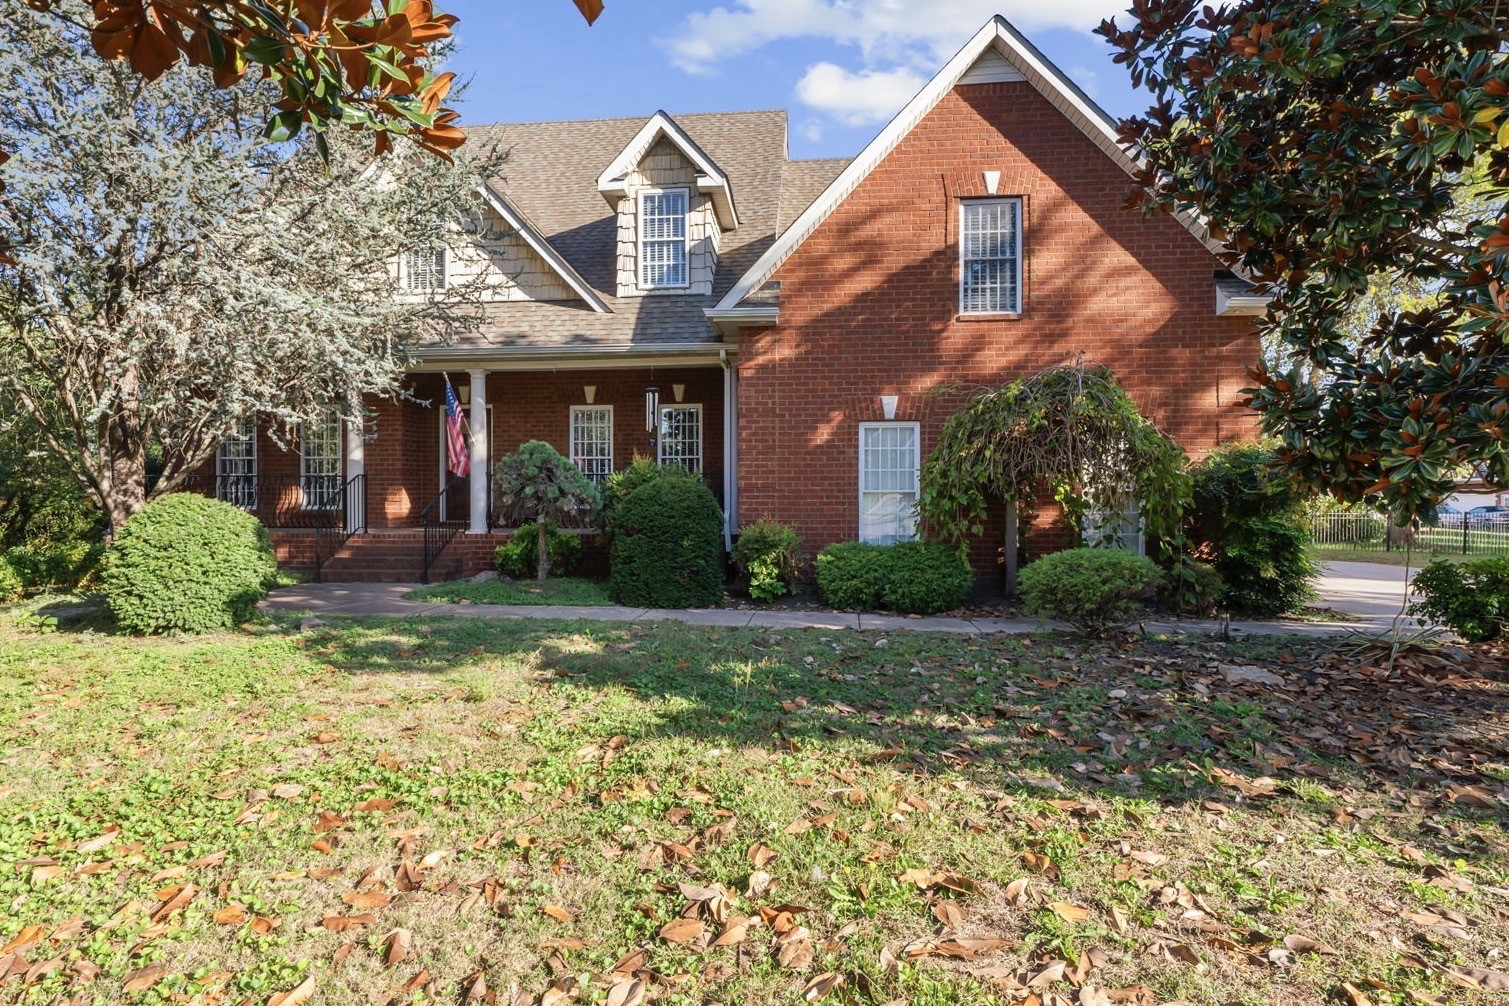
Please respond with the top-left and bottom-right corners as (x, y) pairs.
(1101, 1), (1509, 519)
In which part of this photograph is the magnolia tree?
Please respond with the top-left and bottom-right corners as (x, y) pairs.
(0, 4), (500, 534)
(1101, 1), (1509, 519)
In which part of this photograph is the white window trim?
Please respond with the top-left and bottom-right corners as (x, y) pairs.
(657, 403), (703, 472)
(400, 245), (449, 293)
(958, 197), (1023, 316)
(299, 415), (343, 511)
(569, 405), (615, 483)
(858, 421), (922, 545)
(639, 186), (691, 291)
(1082, 504), (1146, 556)
(216, 418), (257, 510)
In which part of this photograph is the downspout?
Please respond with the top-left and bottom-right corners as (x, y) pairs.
(720, 348), (738, 552)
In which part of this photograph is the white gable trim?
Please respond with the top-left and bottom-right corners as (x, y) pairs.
(597, 111), (740, 230)
(716, 15), (1239, 314)
(476, 185), (611, 314)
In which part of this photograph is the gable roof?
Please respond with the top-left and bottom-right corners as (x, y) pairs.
(476, 183), (610, 314)
(596, 111), (741, 230)
(713, 14), (1236, 315)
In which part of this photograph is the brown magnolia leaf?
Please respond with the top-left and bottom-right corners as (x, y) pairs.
(1106, 905), (1130, 935)
(785, 818), (813, 836)
(748, 841), (778, 868)
(611, 949), (647, 976)
(29, 865), (63, 886)
(777, 938), (815, 970)
(933, 901), (966, 930)
(605, 977), (645, 1006)
(1050, 902), (1092, 924)
(268, 974), (316, 1006)
(541, 904), (575, 923)
(24, 958), (64, 984)
(1283, 934), (1339, 956)
(1022, 851), (1058, 877)
(460, 970), (490, 1006)
(712, 916), (756, 947)
(659, 918), (704, 945)
(123, 963), (169, 993)
(212, 905), (247, 926)
(746, 871), (775, 898)
(382, 928), (412, 967)
(1340, 982), (1376, 1006)
(353, 798), (397, 813)
(250, 916), (279, 935)
(77, 830), (120, 854)
(802, 971), (844, 1002)
(151, 882), (198, 922)
(540, 976), (578, 1006)
(1028, 960), (1067, 988)
(271, 783), (306, 800)
(321, 914), (376, 932)
(343, 890), (392, 911)
(1128, 850), (1167, 867)
(0, 926), (44, 955)
(1003, 878), (1031, 907)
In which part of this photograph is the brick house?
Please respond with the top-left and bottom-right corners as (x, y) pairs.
(202, 16), (1263, 584)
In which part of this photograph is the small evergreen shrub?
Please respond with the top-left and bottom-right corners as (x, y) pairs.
(609, 473), (725, 608)
(601, 459), (693, 541)
(816, 540), (972, 614)
(492, 441), (600, 580)
(0, 557), (23, 603)
(5, 540), (103, 593)
(1160, 556), (1225, 616)
(1410, 557), (1509, 643)
(100, 494), (277, 635)
(495, 523), (583, 580)
(1018, 548), (1163, 633)
(1189, 445), (1316, 617)
(732, 520), (801, 602)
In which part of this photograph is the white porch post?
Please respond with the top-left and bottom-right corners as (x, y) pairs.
(468, 369), (489, 534)
(344, 414), (365, 533)
(721, 350), (738, 550)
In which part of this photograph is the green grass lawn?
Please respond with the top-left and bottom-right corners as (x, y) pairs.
(1, 610), (1506, 1006)
(1310, 546), (1481, 569)
(407, 576), (611, 606)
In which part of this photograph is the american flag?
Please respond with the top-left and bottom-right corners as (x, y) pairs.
(444, 376), (470, 478)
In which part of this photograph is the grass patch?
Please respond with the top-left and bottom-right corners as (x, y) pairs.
(1311, 546), (1481, 568)
(407, 576), (611, 606)
(0, 612), (1505, 1006)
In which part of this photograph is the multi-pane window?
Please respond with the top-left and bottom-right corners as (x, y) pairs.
(640, 188), (689, 289)
(300, 414), (342, 510)
(960, 198), (1022, 314)
(1083, 502), (1146, 555)
(401, 246), (447, 293)
(859, 423), (920, 545)
(658, 405), (702, 472)
(216, 417), (257, 510)
(570, 406), (614, 483)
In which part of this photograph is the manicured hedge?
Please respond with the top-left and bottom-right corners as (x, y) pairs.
(100, 494), (277, 635)
(608, 473), (725, 608)
(495, 523), (583, 580)
(1018, 548), (1162, 634)
(816, 540), (971, 615)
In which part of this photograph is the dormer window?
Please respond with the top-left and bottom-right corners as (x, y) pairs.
(401, 246), (448, 293)
(640, 188), (689, 289)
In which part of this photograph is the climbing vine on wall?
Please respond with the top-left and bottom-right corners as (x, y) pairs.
(920, 362), (1191, 560)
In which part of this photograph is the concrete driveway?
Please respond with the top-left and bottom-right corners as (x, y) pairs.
(1314, 560), (1424, 630)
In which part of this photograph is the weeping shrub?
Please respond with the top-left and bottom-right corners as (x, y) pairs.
(100, 494), (276, 634)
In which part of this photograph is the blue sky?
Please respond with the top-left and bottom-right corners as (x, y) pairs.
(442, 1), (1145, 160)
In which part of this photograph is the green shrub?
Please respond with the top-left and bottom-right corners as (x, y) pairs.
(1160, 556), (1225, 616)
(1410, 557), (1509, 643)
(732, 520), (801, 602)
(5, 540), (103, 593)
(601, 459), (690, 540)
(100, 494), (277, 635)
(609, 473), (725, 608)
(495, 523), (583, 580)
(1018, 548), (1163, 633)
(816, 540), (972, 614)
(492, 441), (600, 580)
(0, 557), (22, 603)
(1189, 445), (1316, 617)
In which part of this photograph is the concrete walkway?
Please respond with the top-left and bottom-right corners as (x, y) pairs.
(261, 560), (1429, 637)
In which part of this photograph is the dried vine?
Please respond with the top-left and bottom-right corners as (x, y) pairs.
(920, 362), (1191, 560)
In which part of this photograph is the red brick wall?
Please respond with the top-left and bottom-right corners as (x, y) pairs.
(736, 80), (1261, 581)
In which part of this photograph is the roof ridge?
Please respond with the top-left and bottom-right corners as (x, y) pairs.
(466, 108), (790, 131)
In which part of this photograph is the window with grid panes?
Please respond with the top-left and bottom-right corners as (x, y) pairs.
(960, 198), (1021, 314)
(858, 423), (920, 545)
(639, 188), (689, 288)
(216, 417), (257, 509)
(570, 406), (614, 483)
(299, 414), (342, 510)
(402, 246), (447, 292)
(658, 405), (702, 472)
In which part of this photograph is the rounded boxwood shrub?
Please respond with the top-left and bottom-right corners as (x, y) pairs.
(1410, 557), (1509, 643)
(609, 473), (725, 608)
(495, 522), (583, 580)
(732, 520), (801, 602)
(0, 557), (23, 603)
(100, 493), (277, 635)
(1018, 548), (1163, 634)
(602, 459), (689, 541)
(816, 540), (972, 615)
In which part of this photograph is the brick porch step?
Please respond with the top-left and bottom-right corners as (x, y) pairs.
(270, 529), (513, 583)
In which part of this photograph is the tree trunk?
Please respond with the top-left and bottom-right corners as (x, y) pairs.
(536, 519), (551, 581)
(102, 452), (148, 541)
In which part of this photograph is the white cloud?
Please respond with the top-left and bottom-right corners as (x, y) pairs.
(794, 62), (926, 126)
(664, 1), (1125, 75)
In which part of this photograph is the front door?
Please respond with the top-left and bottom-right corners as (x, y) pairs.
(439, 405), (493, 523)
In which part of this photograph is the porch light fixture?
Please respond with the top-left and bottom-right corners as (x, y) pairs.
(673, 383), (686, 404)
(881, 395), (899, 420)
(456, 382), (471, 406)
(583, 385), (597, 404)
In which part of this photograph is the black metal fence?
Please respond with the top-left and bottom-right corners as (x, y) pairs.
(1309, 510), (1509, 558)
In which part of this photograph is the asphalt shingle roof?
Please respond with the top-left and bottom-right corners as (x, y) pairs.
(420, 111), (847, 350)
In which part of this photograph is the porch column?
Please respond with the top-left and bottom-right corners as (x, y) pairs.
(468, 369), (489, 534)
(721, 351), (739, 550)
(344, 414), (366, 533)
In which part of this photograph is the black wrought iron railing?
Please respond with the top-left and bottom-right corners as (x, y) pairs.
(420, 475), (468, 584)
(179, 474), (367, 580)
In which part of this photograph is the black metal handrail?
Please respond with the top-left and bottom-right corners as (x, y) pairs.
(420, 475), (468, 584)
(180, 473), (367, 581)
